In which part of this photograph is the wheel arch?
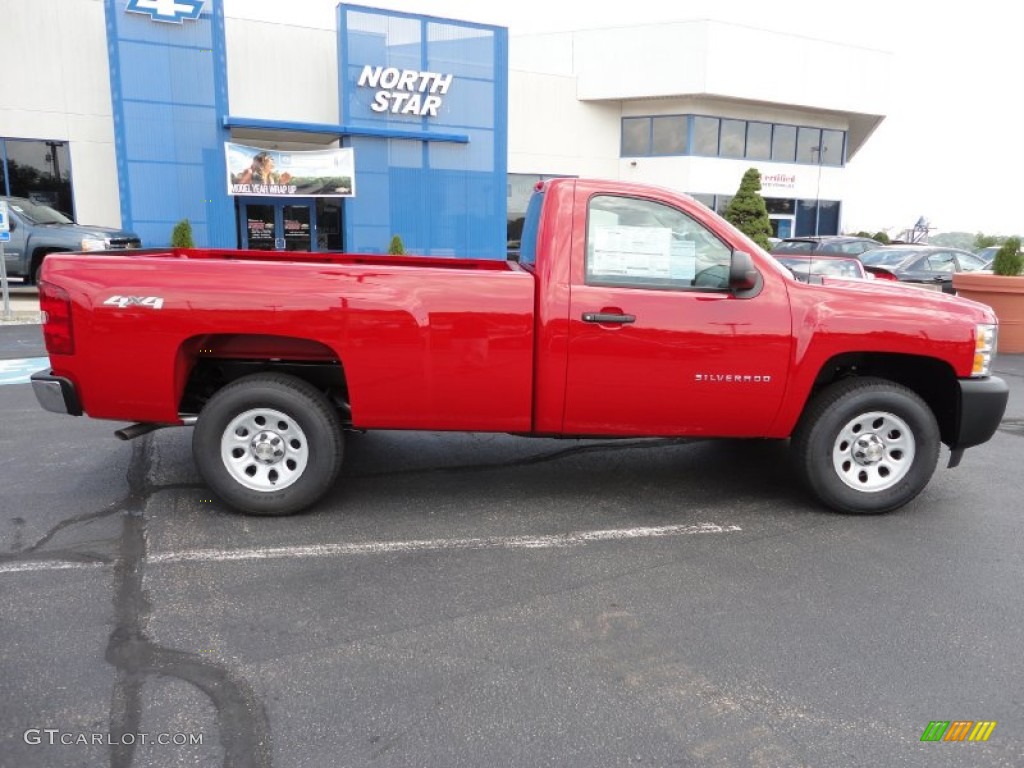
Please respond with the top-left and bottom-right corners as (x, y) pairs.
(30, 247), (71, 283)
(175, 334), (350, 425)
(806, 352), (959, 446)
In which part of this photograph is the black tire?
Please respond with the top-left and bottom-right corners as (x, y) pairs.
(791, 377), (940, 514)
(192, 373), (343, 516)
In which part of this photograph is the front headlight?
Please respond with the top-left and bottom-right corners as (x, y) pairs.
(80, 237), (108, 251)
(972, 323), (998, 377)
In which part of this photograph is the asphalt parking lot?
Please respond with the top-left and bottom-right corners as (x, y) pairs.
(2, 321), (1023, 768)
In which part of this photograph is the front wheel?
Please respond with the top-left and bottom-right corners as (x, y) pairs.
(791, 377), (940, 514)
(192, 373), (343, 515)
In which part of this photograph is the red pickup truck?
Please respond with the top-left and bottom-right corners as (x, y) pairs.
(32, 179), (1007, 516)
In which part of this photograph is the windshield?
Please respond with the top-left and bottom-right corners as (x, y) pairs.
(4, 197), (73, 225)
(859, 249), (917, 267)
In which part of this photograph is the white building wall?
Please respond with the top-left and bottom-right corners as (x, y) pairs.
(508, 71), (620, 179)
(0, 0), (121, 227)
(224, 19), (339, 124)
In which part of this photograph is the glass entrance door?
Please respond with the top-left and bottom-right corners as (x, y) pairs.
(244, 204), (276, 250)
(282, 204), (311, 251)
(239, 199), (337, 252)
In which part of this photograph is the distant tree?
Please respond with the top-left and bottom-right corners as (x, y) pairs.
(724, 169), (773, 251)
(872, 231), (891, 245)
(852, 231), (873, 239)
(171, 219), (195, 248)
(974, 233), (1002, 250)
(387, 235), (405, 255)
(992, 237), (1023, 277)
(929, 232), (976, 250)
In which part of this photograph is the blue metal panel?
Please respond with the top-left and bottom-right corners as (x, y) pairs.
(104, 0), (232, 247)
(338, 6), (508, 258)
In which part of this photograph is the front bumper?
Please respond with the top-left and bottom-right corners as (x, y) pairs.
(31, 370), (82, 416)
(951, 376), (1008, 450)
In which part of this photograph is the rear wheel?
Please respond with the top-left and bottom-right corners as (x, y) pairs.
(791, 377), (940, 514)
(192, 373), (343, 515)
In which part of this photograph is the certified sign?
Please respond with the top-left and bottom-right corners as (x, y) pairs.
(0, 200), (9, 232)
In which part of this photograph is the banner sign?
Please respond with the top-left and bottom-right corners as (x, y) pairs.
(226, 143), (355, 197)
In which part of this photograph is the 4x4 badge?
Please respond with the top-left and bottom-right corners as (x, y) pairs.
(103, 296), (165, 310)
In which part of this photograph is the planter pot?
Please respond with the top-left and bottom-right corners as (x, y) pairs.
(953, 272), (1024, 353)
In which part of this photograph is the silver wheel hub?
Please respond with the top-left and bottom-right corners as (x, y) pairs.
(832, 410), (916, 493)
(220, 408), (309, 492)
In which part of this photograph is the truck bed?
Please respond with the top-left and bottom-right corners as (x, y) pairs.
(42, 249), (536, 430)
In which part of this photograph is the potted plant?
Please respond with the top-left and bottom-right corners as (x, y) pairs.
(953, 237), (1024, 353)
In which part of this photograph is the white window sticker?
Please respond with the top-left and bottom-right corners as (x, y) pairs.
(591, 226), (673, 278)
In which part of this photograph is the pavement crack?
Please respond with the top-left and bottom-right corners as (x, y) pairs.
(19, 502), (123, 554)
(106, 436), (273, 768)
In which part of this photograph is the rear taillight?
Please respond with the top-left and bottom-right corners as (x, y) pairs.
(39, 281), (75, 355)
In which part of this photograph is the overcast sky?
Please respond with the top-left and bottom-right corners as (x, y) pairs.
(238, 0), (1024, 236)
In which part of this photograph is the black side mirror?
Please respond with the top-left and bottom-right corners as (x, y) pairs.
(7, 218), (15, 231)
(729, 250), (760, 292)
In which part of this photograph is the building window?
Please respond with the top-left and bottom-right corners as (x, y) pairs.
(771, 124), (797, 162)
(691, 193), (716, 210)
(622, 117), (651, 156)
(797, 127), (822, 164)
(820, 129), (845, 166)
(745, 122), (772, 160)
(692, 116), (719, 156)
(0, 137), (74, 219)
(765, 198), (795, 215)
(620, 115), (845, 167)
(719, 119), (746, 158)
(652, 116), (687, 155)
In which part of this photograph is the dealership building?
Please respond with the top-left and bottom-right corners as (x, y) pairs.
(2, 0), (889, 256)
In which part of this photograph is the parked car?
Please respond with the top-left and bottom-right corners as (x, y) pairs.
(858, 245), (988, 293)
(772, 253), (868, 282)
(0, 196), (141, 284)
(771, 236), (882, 257)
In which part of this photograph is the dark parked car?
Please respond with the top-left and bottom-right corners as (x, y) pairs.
(858, 245), (988, 293)
(771, 235), (882, 257)
(772, 253), (868, 282)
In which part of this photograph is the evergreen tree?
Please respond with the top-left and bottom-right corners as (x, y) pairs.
(387, 235), (405, 255)
(724, 169), (773, 251)
(171, 218), (195, 248)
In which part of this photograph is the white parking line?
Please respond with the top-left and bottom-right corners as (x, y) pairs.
(0, 357), (49, 386)
(0, 523), (742, 574)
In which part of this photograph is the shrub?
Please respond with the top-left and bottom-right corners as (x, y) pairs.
(171, 219), (195, 248)
(387, 235), (405, 255)
(992, 237), (1023, 277)
(723, 169), (773, 252)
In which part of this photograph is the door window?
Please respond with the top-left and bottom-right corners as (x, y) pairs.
(925, 252), (956, 272)
(244, 204), (275, 250)
(282, 205), (311, 251)
(586, 195), (732, 290)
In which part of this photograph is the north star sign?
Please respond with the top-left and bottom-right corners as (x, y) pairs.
(357, 65), (453, 117)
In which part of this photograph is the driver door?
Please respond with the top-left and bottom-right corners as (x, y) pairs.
(563, 192), (792, 437)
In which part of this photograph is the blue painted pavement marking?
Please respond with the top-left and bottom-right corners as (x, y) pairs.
(0, 357), (50, 386)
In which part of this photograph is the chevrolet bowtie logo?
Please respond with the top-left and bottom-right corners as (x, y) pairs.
(125, 0), (204, 24)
